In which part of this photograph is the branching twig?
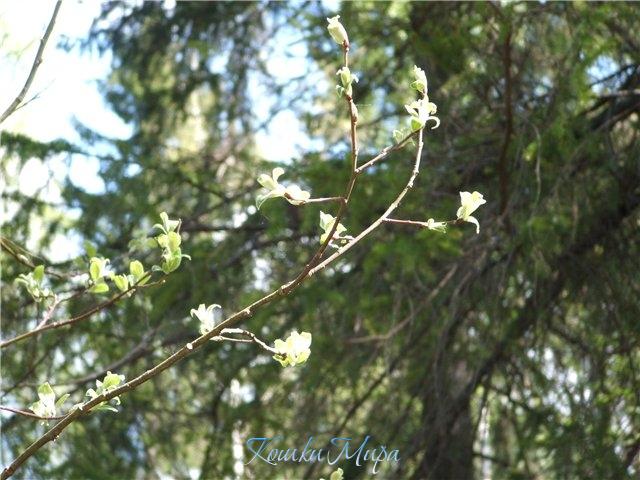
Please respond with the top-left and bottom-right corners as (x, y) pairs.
(308, 129), (425, 278)
(277, 41), (359, 296)
(0, 33), (432, 479)
(383, 218), (431, 228)
(1, 273), (158, 349)
(0, 0), (62, 124)
(212, 328), (279, 355)
(36, 294), (61, 329)
(299, 196), (345, 205)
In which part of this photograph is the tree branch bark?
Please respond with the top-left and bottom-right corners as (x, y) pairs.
(0, 0), (63, 124)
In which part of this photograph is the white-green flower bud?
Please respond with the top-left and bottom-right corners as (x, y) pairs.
(327, 16), (349, 46)
(337, 66), (351, 87)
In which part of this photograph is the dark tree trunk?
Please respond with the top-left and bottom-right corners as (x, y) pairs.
(411, 359), (475, 480)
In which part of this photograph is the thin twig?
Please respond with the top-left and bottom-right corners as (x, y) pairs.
(300, 196), (345, 205)
(0, 237), (68, 280)
(0, 0), (63, 124)
(1, 273), (158, 349)
(213, 328), (279, 355)
(277, 41), (359, 296)
(383, 218), (429, 228)
(355, 132), (417, 174)
(0, 406), (64, 421)
(36, 294), (61, 329)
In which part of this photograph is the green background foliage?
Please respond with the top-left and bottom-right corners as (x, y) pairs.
(2, 1), (639, 479)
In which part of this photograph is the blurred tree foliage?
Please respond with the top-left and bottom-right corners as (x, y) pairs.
(1, 1), (639, 479)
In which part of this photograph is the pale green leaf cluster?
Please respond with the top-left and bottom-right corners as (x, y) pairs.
(82, 371), (125, 413)
(88, 257), (149, 294)
(410, 65), (428, 94)
(319, 211), (351, 245)
(86, 212), (188, 295)
(273, 331), (312, 367)
(331, 469), (344, 480)
(29, 382), (69, 420)
(190, 303), (222, 335)
(153, 212), (191, 274)
(89, 257), (112, 293)
(336, 66), (358, 98)
(405, 65), (440, 131)
(422, 192), (486, 234)
(15, 265), (52, 302)
(405, 98), (440, 132)
(112, 259), (148, 292)
(256, 167), (310, 209)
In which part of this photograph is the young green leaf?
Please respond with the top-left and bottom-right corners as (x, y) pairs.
(89, 282), (109, 294)
(112, 274), (129, 292)
(33, 265), (45, 283)
(129, 260), (144, 280)
(55, 393), (70, 409)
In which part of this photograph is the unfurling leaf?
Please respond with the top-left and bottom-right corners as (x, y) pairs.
(112, 274), (129, 292)
(129, 260), (144, 280)
(273, 331), (312, 367)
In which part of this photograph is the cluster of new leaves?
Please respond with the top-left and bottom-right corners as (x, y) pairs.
(86, 212), (188, 294)
(336, 66), (358, 98)
(78, 371), (126, 413)
(273, 331), (313, 367)
(405, 66), (440, 132)
(15, 265), (52, 302)
(29, 383), (69, 422)
(88, 257), (112, 293)
(256, 167), (311, 209)
(29, 372), (125, 422)
(456, 191), (487, 234)
(153, 211), (191, 274)
(319, 211), (352, 245)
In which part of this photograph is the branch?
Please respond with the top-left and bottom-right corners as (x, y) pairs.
(1, 273), (159, 349)
(0, 406), (64, 421)
(354, 131), (417, 174)
(0, 237), (69, 280)
(212, 328), (279, 355)
(299, 196), (345, 205)
(382, 218), (430, 228)
(0, 0), (63, 124)
(308, 129), (425, 278)
(277, 41), (359, 296)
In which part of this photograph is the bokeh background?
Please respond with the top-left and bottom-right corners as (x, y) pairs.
(2, 1), (639, 479)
